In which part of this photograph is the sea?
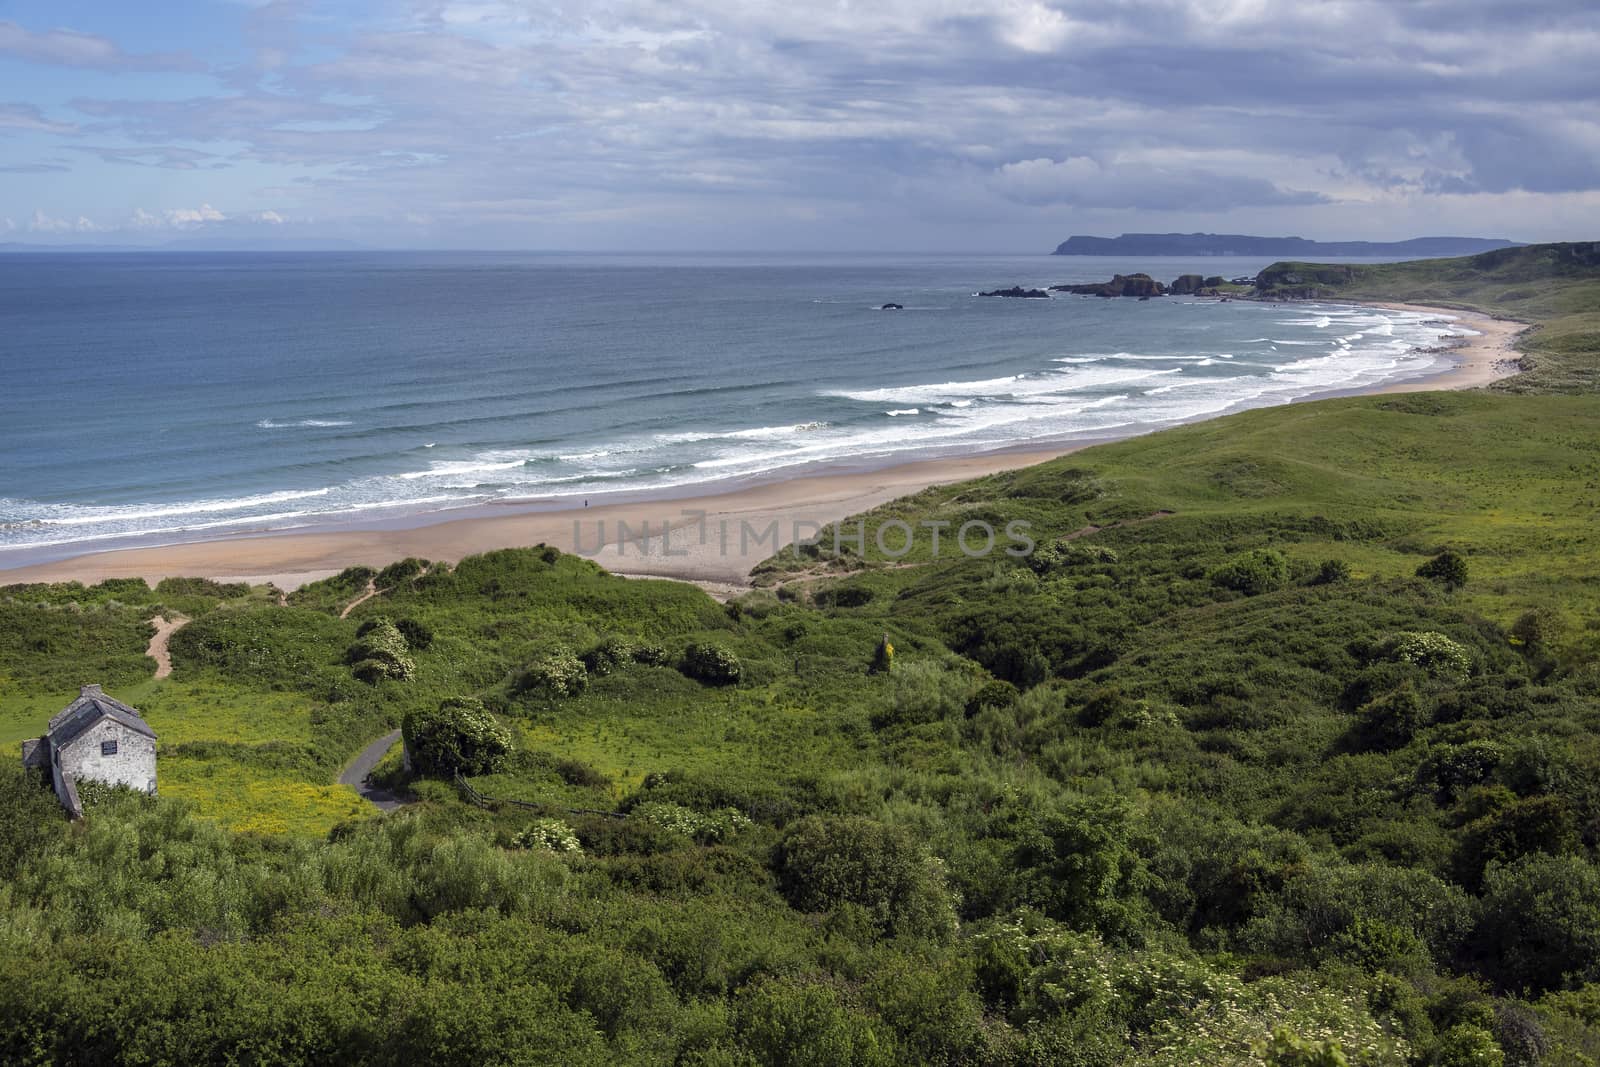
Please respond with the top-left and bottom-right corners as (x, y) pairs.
(0, 251), (1474, 563)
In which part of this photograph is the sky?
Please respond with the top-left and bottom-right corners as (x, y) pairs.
(0, 0), (1597, 251)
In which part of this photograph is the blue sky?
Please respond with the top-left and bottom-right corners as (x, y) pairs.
(1, 0), (1596, 250)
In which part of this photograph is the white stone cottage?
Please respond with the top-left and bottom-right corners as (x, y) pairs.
(20, 684), (157, 818)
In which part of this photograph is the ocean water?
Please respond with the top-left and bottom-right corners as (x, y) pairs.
(0, 251), (1472, 560)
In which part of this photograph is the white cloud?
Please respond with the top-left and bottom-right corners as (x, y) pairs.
(123, 204), (233, 230)
(165, 203), (227, 226)
(29, 209), (100, 233)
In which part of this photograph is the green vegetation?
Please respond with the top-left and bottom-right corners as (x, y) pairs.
(404, 697), (512, 777)
(1254, 241), (1600, 392)
(2, 245), (1599, 1062)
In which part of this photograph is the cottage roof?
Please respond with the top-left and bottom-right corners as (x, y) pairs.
(48, 684), (157, 749)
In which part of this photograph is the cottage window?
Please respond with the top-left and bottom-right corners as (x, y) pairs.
(101, 739), (119, 756)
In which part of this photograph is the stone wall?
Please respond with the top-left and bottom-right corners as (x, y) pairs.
(57, 720), (157, 795)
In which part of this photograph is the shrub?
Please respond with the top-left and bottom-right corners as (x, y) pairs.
(681, 642), (742, 686)
(1211, 549), (1290, 596)
(630, 801), (751, 843)
(1387, 631), (1473, 678)
(518, 649), (588, 697)
(1416, 740), (1504, 800)
(966, 679), (1018, 717)
(403, 697), (512, 777)
(554, 757), (609, 788)
(874, 660), (969, 729)
(630, 642), (670, 667)
(1417, 550), (1469, 589)
(375, 557), (429, 590)
(345, 618), (415, 683)
(395, 618), (433, 650)
(777, 815), (956, 940)
(154, 577), (249, 599)
(1028, 539), (1119, 574)
(1358, 681), (1429, 749)
(1474, 853), (1600, 994)
(1311, 560), (1351, 586)
(581, 635), (635, 676)
(1458, 795), (1582, 888)
(734, 977), (893, 1067)
(513, 818), (582, 853)
(1509, 608), (1559, 652)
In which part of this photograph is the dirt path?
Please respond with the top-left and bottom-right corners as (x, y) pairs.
(339, 579), (380, 619)
(338, 729), (409, 811)
(147, 614), (190, 681)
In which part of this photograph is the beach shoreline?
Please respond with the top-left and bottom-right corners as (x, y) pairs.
(0, 301), (1525, 592)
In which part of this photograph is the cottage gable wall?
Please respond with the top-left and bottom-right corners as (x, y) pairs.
(56, 718), (157, 794)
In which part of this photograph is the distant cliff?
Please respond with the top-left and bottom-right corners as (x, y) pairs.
(1052, 233), (1521, 257)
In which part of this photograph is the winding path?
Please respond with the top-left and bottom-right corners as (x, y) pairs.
(338, 729), (409, 811)
(339, 579), (380, 619)
(147, 614), (190, 681)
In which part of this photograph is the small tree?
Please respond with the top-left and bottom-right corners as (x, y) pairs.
(403, 697), (511, 778)
(1211, 548), (1290, 596)
(1417, 549), (1469, 589)
(681, 642), (742, 686)
(1311, 559), (1351, 585)
(346, 618), (415, 683)
(518, 648), (587, 697)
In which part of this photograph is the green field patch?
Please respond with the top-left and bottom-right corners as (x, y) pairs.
(159, 756), (370, 836)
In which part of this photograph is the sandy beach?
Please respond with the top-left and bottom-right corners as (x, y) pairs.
(0, 302), (1525, 593)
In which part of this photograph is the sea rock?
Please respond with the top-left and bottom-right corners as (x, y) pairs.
(1170, 273), (1231, 296)
(1048, 273), (1165, 298)
(881, 303), (904, 310)
(979, 286), (1050, 298)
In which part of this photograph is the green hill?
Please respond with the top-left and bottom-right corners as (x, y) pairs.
(1253, 241), (1600, 393)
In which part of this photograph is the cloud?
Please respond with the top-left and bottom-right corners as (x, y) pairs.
(128, 204), (229, 230)
(70, 145), (222, 170)
(991, 156), (1328, 210)
(6, 0), (1600, 244)
(0, 20), (199, 71)
(0, 102), (75, 134)
(29, 209), (100, 233)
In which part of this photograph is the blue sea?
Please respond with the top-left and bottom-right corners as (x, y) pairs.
(0, 252), (1472, 561)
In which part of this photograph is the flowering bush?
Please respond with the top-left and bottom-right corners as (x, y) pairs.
(681, 642), (742, 686)
(346, 618), (415, 683)
(519, 648), (588, 697)
(631, 801), (751, 843)
(513, 818), (582, 853)
(402, 697), (511, 777)
(1386, 631), (1472, 678)
(581, 635), (636, 676)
